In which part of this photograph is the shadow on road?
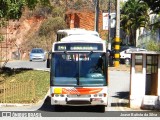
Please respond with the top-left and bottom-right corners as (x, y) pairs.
(112, 91), (129, 99)
(0, 67), (33, 76)
(38, 96), (105, 113)
(111, 91), (129, 107)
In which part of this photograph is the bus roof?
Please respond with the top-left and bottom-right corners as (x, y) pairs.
(57, 28), (99, 37)
(59, 34), (104, 43)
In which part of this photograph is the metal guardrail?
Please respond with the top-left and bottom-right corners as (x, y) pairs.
(0, 59), (9, 68)
(0, 81), (35, 103)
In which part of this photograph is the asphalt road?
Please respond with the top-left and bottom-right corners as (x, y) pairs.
(4, 60), (49, 71)
(2, 60), (133, 116)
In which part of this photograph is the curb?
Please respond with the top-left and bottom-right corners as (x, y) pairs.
(108, 69), (130, 72)
(0, 103), (32, 107)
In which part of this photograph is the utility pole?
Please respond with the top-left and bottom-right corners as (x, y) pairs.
(107, 0), (111, 50)
(94, 0), (99, 32)
(114, 0), (120, 67)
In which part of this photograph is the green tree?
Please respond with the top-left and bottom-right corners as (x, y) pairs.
(26, 0), (50, 10)
(121, 0), (149, 46)
(39, 17), (67, 36)
(141, 0), (160, 14)
(0, 0), (50, 20)
(0, 0), (25, 20)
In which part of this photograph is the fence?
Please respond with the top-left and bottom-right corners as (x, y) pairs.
(0, 81), (35, 103)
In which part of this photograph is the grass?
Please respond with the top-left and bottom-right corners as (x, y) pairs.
(0, 68), (50, 103)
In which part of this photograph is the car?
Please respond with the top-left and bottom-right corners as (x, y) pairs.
(120, 47), (147, 64)
(108, 46), (147, 65)
(107, 49), (115, 66)
(29, 48), (46, 61)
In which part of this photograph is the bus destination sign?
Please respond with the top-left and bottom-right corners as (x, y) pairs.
(55, 43), (103, 51)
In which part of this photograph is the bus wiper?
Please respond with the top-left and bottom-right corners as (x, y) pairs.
(87, 51), (93, 57)
(75, 73), (80, 85)
(64, 50), (69, 55)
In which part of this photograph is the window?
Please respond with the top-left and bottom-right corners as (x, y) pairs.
(51, 52), (107, 86)
(147, 55), (158, 74)
(135, 55), (143, 73)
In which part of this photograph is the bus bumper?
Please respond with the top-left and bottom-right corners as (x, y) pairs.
(51, 97), (108, 106)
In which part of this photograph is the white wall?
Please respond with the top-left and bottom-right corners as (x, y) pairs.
(130, 54), (146, 108)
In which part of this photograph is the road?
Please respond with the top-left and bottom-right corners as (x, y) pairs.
(2, 60), (134, 116)
(4, 60), (49, 71)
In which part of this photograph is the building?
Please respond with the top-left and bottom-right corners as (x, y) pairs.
(128, 50), (160, 109)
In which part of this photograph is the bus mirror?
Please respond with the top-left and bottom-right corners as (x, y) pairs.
(46, 52), (51, 68)
(47, 58), (50, 68)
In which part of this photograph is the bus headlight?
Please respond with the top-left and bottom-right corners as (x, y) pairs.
(93, 93), (107, 97)
(94, 94), (98, 97)
(55, 94), (59, 97)
(99, 94), (103, 97)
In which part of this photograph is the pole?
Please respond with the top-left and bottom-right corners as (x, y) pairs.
(94, 0), (99, 32)
(107, 0), (111, 50)
(114, 0), (120, 67)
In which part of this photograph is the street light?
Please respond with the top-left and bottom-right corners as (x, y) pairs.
(107, 0), (111, 50)
(94, 0), (99, 32)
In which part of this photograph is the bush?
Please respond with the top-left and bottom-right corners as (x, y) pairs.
(51, 7), (65, 18)
(33, 6), (52, 17)
(145, 40), (160, 51)
(39, 17), (67, 36)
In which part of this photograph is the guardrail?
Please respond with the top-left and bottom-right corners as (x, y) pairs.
(0, 81), (35, 103)
(0, 59), (9, 68)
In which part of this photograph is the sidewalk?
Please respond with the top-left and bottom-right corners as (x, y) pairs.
(108, 64), (130, 72)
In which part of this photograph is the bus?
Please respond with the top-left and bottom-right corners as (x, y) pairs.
(47, 34), (108, 112)
(56, 28), (99, 41)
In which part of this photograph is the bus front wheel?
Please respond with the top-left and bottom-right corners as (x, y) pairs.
(97, 105), (105, 113)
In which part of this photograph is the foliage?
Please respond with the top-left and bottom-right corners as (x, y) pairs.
(51, 6), (65, 18)
(0, 0), (51, 20)
(141, 0), (160, 14)
(21, 3), (67, 52)
(31, 5), (52, 17)
(25, 0), (50, 10)
(145, 40), (160, 51)
(0, 35), (4, 42)
(0, 0), (25, 20)
(120, 0), (149, 46)
(64, 0), (95, 11)
(0, 69), (50, 103)
(39, 17), (67, 36)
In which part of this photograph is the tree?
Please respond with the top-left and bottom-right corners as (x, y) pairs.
(0, 0), (25, 20)
(141, 0), (160, 14)
(120, 0), (149, 46)
(0, 0), (50, 20)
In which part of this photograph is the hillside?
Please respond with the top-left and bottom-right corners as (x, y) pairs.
(0, 15), (44, 60)
(0, 0), (115, 61)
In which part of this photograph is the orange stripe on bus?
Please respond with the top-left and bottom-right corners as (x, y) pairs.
(62, 88), (103, 94)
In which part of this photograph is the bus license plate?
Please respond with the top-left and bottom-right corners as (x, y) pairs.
(92, 98), (102, 101)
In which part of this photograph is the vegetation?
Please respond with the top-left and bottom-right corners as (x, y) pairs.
(120, 0), (149, 46)
(21, 5), (67, 52)
(0, 68), (50, 103)
(141, 0), (160, 14)
(0, 0), (50, 20)
(145, 40), (160, 51)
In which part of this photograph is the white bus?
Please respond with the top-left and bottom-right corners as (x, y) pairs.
(56, 28), (99, 41)
(47, 34), (108, 112)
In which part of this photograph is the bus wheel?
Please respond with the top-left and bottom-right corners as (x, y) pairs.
(54, 105), (63, 112)
(97, 105), (105, 113)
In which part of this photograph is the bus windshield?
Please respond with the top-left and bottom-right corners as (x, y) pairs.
(51, 52), (107, 86)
